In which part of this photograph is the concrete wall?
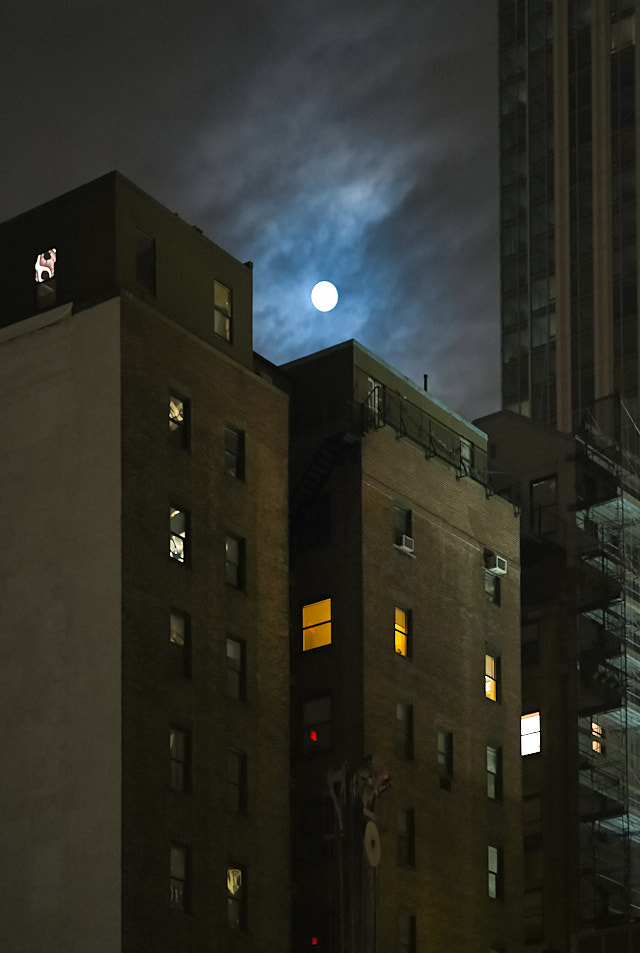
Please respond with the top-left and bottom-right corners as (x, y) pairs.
(0, 301), (123, 952)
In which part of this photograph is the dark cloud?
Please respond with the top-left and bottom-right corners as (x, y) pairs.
(1, 0), (499, 420)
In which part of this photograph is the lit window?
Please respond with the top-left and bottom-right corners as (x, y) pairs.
(485, 653), (500, 701)
(591, 721), (605, 755)
(170, 844), (189, 911)
(396, 701), (414, 760)
(225, 534), (245, 589)
(170, 727), (190, 793)
(226, 637), (246, 700)
(397, 807), (415, 867)
(227, 748), (247, 813)
(224, 426), (245, 478)
(35, 248), (57, 310)
(521, 712), (541, 755)
(227, 866), (246, 930)
(488, 845), (502, 899)
(395, 607), (411, 657)
(460, 438), (474, 474)
(437, 729), (453, 789)
(169, 394), (190, 449)
(487, 746), (502, 800)
(302, 599), (332, 651)
(303, 696), (332, 753)
(136, 230), (156, 294)
(170, 506), (189, 563)
(398, 913), (416, 953)
(214, 280), (232, 341)
(169, 609), (190, 678)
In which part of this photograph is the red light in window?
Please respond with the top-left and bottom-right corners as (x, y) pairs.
(309, 730), (318, 742)
(311, 938), (319, 946)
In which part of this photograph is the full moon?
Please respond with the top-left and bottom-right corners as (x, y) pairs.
(311, 281), (339, 312)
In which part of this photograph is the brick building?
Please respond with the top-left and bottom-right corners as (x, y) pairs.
(285, 342), (523, 953)
(0, 173), (290, 952)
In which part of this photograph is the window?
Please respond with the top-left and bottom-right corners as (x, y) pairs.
(225, 534), (245, 589)
(136, 230), (156, 294)
(488, 845), (503, 899)
(397, 807), (415, 867)
(485, 653), (500, 701)
(214, 280), (232, 341)
(396, 702), (414, 760)
(169, 609), (190, 678)
(394, 505), (413, 551)
(591, 721), (605, 755)
(226, 637), (246, 700)
(366, 375), (383, 428)
(35, 248), (57, 310)
(395, 607), (411, 657)
(302, 598), (332, 651)
(530, 474), (557, 534)
(521, 712), (541, 755)
(170, 844), (189, 911)
(398, 913), (416, 953)
(170, 506), (189, 563)
(437, 729), (453, 789)
(303, 696), (332, 753)
(170, 727), (190, 792)
(227, 748), (247, 814)
(227, 866), (246, 930)
(224, 426), (245, 479)
(169, 394), (190, 449)
(487, 746), (502, 800)
(484, 570), (501, 605)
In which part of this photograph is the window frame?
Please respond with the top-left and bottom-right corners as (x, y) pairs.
(224, 425), (245, 479)
(135, 229), (156, 295)
(397, 806), (416, 867)
(226, 636), (246, 700)
(521, 711), (541, 756)
(169, 393), (190, 450)
(437, 728), (454, 789)
(169, 608), (191, 678)
(227, 747), (248, 814)
(226, 865), (246, 931)
(302, 695), (332, 754)
(170, 504), (190, 564)
(225, 533), (245, 589)
(214, 280), (233, 342)
(170, 726), (191, 793)
(170, 843), (190, 912)
(395, 606), (412, 658)
(486, 745), (503, 800)
(396, 701), (414, 761)
(488, 844), (503, 899)
(485, 652), (501, 701)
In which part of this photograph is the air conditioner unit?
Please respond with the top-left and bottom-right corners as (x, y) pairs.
(486, 554), (508, 576)
(398, 534), (415, 553)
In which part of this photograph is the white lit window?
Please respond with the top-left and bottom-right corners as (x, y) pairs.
(169, 394), (190, 449)
(170, 506), (189, 562)
(35, 248), (57, 310)
(488, 845), (502, 898)
(521, 712), (541, 755)
(592, 721), (605, 755)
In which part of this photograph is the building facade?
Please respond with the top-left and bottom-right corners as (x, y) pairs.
(481, 403), (640, 953)
(499, 0), (638, 431)
(0, 174), (290, 952)
(285, 342), (523, 953)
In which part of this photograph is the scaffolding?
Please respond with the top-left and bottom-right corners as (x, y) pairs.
(575, 395), (640, 923)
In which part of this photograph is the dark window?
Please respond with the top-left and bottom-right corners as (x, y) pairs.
(224, 426), (245, 478)
(488, 845), (503, 899)
(397, 807), (415, 867)
(136, 230), (156, 294)
(226, 866), (246, 930)
(170, 844), (190, 911)
(225, 534), (245, 589)
(227, 748), (247, 813)
(437, 729), (453, 789)
(394, 505), (413, 551)
(303, 696), (332, 753)
(170, 727), (190, 793)
(226, 637), (246, 700)
(487, 746), (503, 800)
(170, 506), (189, 563)
(169, 609), (190, 678)
(214, 280), (232, 341)
(396, 702), (414, 760)
(398, 913), (416, 953)
(169, 394), (190, 450)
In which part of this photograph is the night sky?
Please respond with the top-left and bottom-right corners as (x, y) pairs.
(2, 1), (499, 421)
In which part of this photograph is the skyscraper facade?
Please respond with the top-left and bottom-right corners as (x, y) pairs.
(500, 0), (637, 432)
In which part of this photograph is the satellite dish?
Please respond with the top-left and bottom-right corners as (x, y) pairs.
(364, 820), (382, 867)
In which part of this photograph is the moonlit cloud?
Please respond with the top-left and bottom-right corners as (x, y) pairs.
(1, 0), (499, 420)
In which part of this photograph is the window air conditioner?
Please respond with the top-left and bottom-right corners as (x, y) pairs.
(486, 554), (508, 576)
(398, 534), (415, 553)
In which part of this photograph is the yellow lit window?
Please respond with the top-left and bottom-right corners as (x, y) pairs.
(395, 607), (409, 657)
(591, 721), (605, 755)
(485, 653), (499, 700)
(521, 712), (541, 755)
(302, 599), (332, 651)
